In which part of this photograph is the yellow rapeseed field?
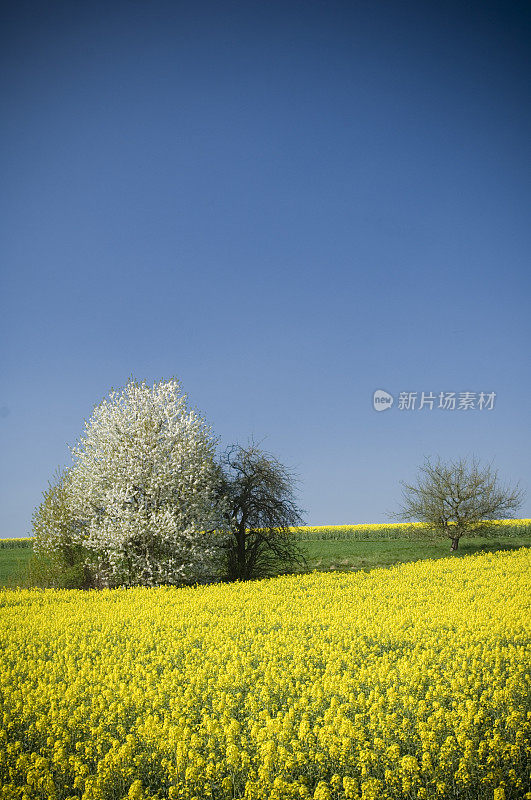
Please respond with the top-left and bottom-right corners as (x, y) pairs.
(0, 550), (530, 800)
(288, 520), (531, 540)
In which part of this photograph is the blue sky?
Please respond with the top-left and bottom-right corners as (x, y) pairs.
(1, 0), (530, 536)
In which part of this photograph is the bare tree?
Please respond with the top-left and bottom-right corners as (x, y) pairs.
(393, 456), (524, 551)
(219, 442), (306, 580)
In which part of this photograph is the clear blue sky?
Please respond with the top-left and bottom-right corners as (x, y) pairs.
(1, 0), (530, 536)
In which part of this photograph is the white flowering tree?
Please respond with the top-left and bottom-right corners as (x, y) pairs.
(41, 378), (226, 587)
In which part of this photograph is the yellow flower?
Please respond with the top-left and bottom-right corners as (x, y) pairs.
(0, 549), (528, 800)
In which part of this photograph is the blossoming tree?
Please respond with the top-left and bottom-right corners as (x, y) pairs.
(34, 378), (226, 587)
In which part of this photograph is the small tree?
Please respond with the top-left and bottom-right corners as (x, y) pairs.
(31, 468), (94, 588)
(35, 378), (226, 587)
(394, 456), (524, 550)
(219, 442), (305, 581)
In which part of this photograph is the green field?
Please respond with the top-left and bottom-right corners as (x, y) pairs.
(297, 535), (531, 572)
(0, 546), (33, 587)
(2, 530), (531, 587)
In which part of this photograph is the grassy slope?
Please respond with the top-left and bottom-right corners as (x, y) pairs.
(2, 535), (531, 586)
(0, 547), (32, 587)
(297, 535), (531, 572)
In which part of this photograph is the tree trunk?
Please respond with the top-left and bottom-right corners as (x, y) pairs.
(236, 519), (247, 580)
(450, 537), (459, 551)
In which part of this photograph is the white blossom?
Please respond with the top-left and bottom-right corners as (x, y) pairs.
(65, 378), (225, 587)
